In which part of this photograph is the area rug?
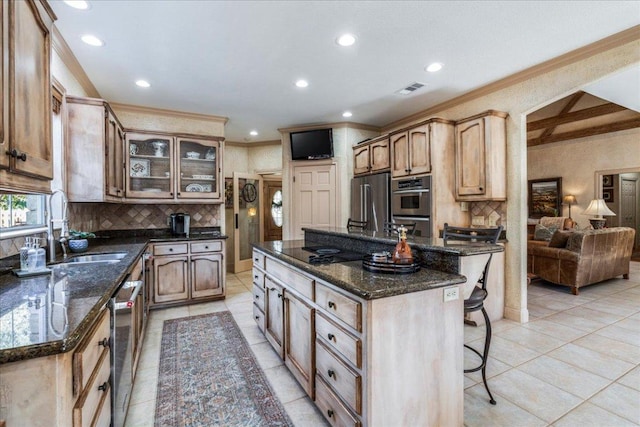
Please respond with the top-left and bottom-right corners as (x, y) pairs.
(154, 311), (293, 427)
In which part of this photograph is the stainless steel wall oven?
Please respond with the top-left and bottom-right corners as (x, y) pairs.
(391, 175), (432, 237)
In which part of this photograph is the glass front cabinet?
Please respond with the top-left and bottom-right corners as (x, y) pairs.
(125, 133), (222, 201)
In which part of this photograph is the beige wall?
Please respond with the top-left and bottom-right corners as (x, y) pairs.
(51, 49), (89, 97)
(528, 128), (640, 229)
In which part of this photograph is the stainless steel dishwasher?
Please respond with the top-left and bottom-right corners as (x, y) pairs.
(110, 275), (144, 427)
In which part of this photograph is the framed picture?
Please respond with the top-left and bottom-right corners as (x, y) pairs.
(602, 188), (614, 203)
(528, 177), (562, 219)
(602, 174), (613, 187)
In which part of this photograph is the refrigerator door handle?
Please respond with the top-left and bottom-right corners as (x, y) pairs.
(363, 184), (370, 223)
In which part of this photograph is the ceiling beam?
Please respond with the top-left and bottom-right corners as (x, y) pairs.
(528, 102), (630, 131)
(528, 118), (640, 146)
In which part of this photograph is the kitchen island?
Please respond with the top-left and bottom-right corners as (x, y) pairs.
(252, 228), (502, 427)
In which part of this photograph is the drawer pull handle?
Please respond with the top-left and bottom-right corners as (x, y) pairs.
(270, 287), (276, 291)
(328, 301), (336, 309)
(98, 338), (110, 348)
(327, 369), (336, 378)
(327, 333), (335, 341)
(254, 275), (258, 280)
(98, 382), (108, 392)
(327, 409), (334, 418)
(255, 294), (260, 299)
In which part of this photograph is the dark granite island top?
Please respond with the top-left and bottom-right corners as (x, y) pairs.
(252, 239), (467, 300)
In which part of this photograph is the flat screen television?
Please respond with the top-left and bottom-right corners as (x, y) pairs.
(290, 128), (333, 160)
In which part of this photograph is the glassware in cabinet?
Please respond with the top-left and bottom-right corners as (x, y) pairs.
(177, 138), (220, 199)
(125, 133), (174, 198)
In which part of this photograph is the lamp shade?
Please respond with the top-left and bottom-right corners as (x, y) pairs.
(562, 195), (577, 205)
(583, 199), (616, 218)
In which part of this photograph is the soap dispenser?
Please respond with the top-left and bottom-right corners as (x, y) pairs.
(34, 237), (46, 270)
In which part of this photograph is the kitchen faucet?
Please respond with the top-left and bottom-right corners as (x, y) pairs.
(47, 189), (70, 263)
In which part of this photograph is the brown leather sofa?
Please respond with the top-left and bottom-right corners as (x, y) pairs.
(528, 227), (636, 295)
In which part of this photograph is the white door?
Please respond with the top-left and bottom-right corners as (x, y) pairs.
(292, 164), (337, 239)
(233, 173), (263, 272)
(621, 176), (639, 247)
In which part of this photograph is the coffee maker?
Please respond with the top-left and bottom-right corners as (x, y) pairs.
(169, 213), (190, 237)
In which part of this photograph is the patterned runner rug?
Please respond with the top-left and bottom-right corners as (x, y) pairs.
(154, 311), (293, 426)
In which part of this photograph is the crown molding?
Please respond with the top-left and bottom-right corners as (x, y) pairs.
(110, 102), (229, 124)
(51, 26), (100, 98)
(278, 121), (380, 134)
(227, 140), (282, 147)
(381, 25), (640, 133)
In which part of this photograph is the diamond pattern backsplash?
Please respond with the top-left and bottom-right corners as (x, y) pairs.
(470, 201), (507, 227)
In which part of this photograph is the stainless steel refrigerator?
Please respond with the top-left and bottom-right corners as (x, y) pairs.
(350, 172), (391, 232)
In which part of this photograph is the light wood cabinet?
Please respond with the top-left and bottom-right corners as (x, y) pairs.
(151, 240), (225, 307)
(284, 290), (315, 397)
(125, 133), (223, 202)
(264, 276), (285, 358)
(0, 0), (56, 193)
(455, 110), (507, 201)
(66, 96), (125, 202)
(390, 124), (430, 178)
(353, 136), (390, 176)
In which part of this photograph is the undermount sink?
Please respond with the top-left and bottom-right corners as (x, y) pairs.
(58, 252), (128, 265)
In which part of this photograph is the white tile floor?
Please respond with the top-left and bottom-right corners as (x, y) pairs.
(126, 262), (640, 427)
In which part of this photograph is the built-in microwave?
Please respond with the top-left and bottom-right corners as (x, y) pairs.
(391, 176), (431, 217)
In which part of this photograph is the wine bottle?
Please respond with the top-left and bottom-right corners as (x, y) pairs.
(392, 225), (413, 264)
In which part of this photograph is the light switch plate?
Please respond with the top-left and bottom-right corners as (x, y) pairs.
(472, 216), (485, 226)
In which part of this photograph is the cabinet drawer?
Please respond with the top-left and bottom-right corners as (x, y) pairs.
(316, 283), (362, 332)
(73, 310), (110, 396)
(265, 258), (314, 300)
(253, 250), (265, 269)
(190, 240), (222, 253)
(252, 268), (264, 288)
(91, 381), (111, 427)
(73, 350), (110, 427)
(153, 243), (188, 256)
(316, 340), (362, 414)
(253, 283), (265, 312)
(315, 375), (361, 427)
(253, 303), (265, 334)
(316, 313), (362, 369)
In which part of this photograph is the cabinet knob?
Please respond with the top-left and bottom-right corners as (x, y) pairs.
(169, 248), (173, 252)
(327, 409), (334, 418)
(177, 192), (181, 196)
(328, 301), (336, 309)
(255, 294), (260, 299)
(98, 382), (108, 392)
(205, 246), (209, 249)
(327, 333), (335, 341)
(7, 149), (27, 161)
(255, 316), (260, 320)
(277, 293), (282, 299)
(327, 369), (335, 378)
(254, 275), (258, 280)
(98, 338), (109, 348)
(479, 187), (483, 191)
(270, 287), (276, 291)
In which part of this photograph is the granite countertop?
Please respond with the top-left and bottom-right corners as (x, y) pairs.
(0, 229), (228, 365)
(253, 240), (467, 300)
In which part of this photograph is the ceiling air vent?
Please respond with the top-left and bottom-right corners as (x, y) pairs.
(396, 82), (425, 95)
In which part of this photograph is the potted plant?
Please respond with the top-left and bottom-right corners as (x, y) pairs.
(67, 230), (96, 253)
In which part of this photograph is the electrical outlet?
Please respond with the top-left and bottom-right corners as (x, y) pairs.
(472, 216), (485, 226)
(443, 286), (459, 302)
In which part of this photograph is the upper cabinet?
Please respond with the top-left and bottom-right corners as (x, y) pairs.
(0, 0), (56, 193)
(125, 133), (223, 201)
(67, 96), (125, 202)
(455, 110), (507, 201)
(353, 135), (389, 175)
(390, 124), (431, 178)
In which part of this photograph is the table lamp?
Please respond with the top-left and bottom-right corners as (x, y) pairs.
(582, 198), (616, 229)
(562, 195), (577, 220)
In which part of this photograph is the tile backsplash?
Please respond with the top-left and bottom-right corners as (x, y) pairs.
(1, 203), (221, 258)
(470, 201), (507, 228)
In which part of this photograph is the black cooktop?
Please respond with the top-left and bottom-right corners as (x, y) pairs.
(278, 246), (365, 265)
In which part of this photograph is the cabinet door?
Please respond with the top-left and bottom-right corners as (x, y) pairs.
(285, 290), (315, 397)
(153, 255), (189, 303)
(0, 1), (7, 170)
(177, 137), (221, 199)
(408, 125), (431, 175)
(455, 117), (486, 197)
(125, 133), (174, 199)
(106, 111), (124, 197)
(190, 253), (223, 298)
(7, 0), (53, 179)
(265, 277), (285, 359)
(369, 138), (390, 172)
(390, 132), (409, 178)
(353, 144), (370, 175)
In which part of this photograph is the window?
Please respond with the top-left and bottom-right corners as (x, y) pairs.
(0, 194), (46, 231)
(270, 190), (283, 227)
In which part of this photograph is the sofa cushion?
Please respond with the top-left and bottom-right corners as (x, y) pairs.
(548, 230), (573, 248)
(533, 223), (558, 241)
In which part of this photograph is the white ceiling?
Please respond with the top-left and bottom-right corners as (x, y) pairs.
(49, 1), (640, 142)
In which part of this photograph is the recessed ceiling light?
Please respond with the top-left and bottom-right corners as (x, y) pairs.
(342, 111), (353, 118)
(135, 80), (151, 88)
(64, 0), (89, 10)
(426, 62), (443, 73)
(336, 34), (356, 47)
(295, 79), (309, 88)
(249, 130), (258, 136)
(81, 34), (104, 47)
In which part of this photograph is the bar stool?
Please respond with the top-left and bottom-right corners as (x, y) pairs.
(347, 218), (368, 231)
(442, 223), (503, 405)
(383, 221), (417, 236)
